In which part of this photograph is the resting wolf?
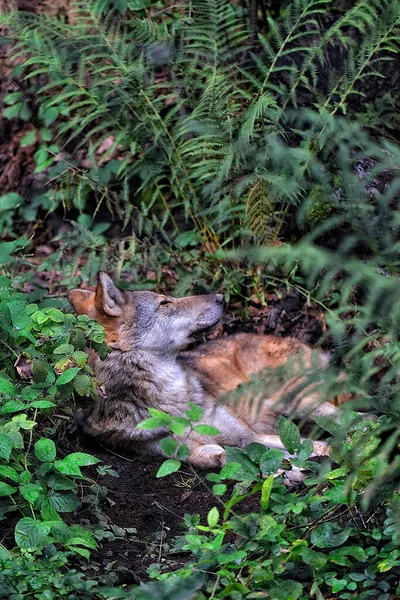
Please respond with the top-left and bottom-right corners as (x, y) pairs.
(70, 272), (339, 469)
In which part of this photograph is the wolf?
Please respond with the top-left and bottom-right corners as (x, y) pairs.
(69, 272), (340, 470)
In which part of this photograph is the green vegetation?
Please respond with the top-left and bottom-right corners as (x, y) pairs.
(1, 0), (400, 597)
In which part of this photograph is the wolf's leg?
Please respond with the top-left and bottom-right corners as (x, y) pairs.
(261, 396), (339, 419)
(253, 433), (329, 457)
(188, 444), (226, 468)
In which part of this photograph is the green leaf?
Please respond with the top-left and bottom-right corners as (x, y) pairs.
(20, 130), (36, 147)
(269, 580), (302, 600)
(193, 424), (220, 436)
(136, 417), (168, 430)
(0, 465), (19, 482)
(29, 400), (56, 409)
(53, 343), (74, 355)
(219, 462), (241, 480)
(48, 309), (64, 323)
(55, 452), (100, 476)
(68, 546), (91, 559)
(0, 482), (17, 496)
(15, 517), (51, 551)
(184, 402), (203, 421)
(260, 449), (284, 474)
(224, 447), (260, 481)
(35, 438), (56, 462)
(0, 400), (25, 414)
(19, 483), (43, 503)
(31, 357), (50, 383)
(47, 490), (80, 512)
(40, 500), (63, 522)
(0, 193), (22, 210)
(176, 444), (190, 460)
(55, 367), (80, 386)
(311, 523), (352, 548)
(261, 474), (274, 510)
(0, 433), (13, 460)
(156, 459), (181, 478)
(207, 506), (219, 528)
(300, 546), (328, 569)
(0, 377), (16, 397)
(159, 437), (178, 456)
(12, 413), (36, 430)
(212, 484), (227, 496)
(73, 374), (91, 396)
(278, 417), (301, 454)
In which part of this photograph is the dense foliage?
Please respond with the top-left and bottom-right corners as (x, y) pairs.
(1, 0), (400, 598)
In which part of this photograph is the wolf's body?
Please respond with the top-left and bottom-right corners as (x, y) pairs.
(70, 273), (339, 468)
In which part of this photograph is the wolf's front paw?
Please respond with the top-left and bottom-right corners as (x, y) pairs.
(189, 444), (226, 469)
(311, 440), (330, 457)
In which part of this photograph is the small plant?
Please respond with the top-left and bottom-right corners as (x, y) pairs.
(0, 267), (111, 559)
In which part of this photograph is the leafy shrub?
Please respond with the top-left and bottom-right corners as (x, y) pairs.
(0, 266), (111, 557)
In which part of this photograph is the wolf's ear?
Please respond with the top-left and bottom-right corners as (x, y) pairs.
(69, 289), (96, 316)
(95, 272), (125, 317)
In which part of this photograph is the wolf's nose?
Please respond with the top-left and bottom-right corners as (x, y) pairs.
(215, 294), (224, 305)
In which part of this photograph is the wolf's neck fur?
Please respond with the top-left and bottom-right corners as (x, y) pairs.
(97, 347), (204, 415)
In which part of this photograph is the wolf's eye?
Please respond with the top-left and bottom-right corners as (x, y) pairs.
(159, 298), (171, 306)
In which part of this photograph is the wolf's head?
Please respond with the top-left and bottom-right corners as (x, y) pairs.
(69, 272), (224, 353)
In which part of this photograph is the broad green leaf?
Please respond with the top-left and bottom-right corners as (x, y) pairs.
(29, 400), (55, 409)
(0, 377), (16, 397)
(0, 192), (22, 210)
(53, 343), (74, 355)
(261, 474), (274, 510)
(55, 452), (100, 476)
(269, 580), (303, 600)
(19, 483), (43, 503)
(224, 447), (260, 481)
(40, 500), (63, 522)
(59, 452), (100, 467)
(55, 367), (80, 386)
(15, 517), (50, 551)
(31, 357), (50, 383)
(68, 546), (91, 559)
(278, 417), (301, 454)
(20, 130), (36, 147)
(156, 459), (181, 478)
(207, 506), (219, 528)
(35, 438), (56, 462)
(212, 484), (227, 496)
(0, 400), (25, 414)
(0, 433), (13, 460)
(159, 437), (178, 456)
(260, 449), (284, 475)
(136, 417), (167, 430)
(193, 424), (220, 436)
(47, 490), (80, 512)
(67, 536), (97, 549)
(0, 465), (19, 482)
(300, 546), (328, 569)
(243, 442), (267, 463)
(12, 414), (36, 430)
(176, 444), (190, 460)
(185, 402), (203, 421)
(311, 522), (352, 548)
(0, 482), (17, 496)
(73, 374), (91, 396)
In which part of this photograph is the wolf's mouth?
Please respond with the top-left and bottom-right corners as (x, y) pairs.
(191, 318), (221, 338)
